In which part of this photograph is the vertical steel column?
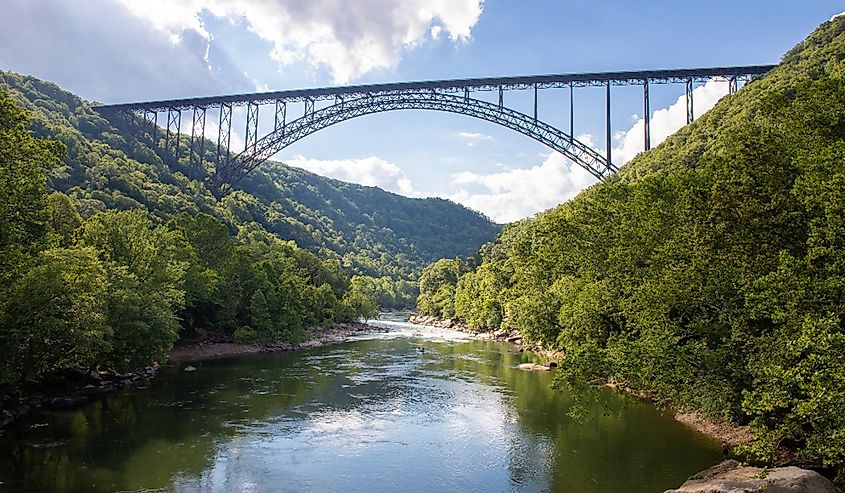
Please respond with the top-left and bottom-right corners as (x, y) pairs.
(189, 106), (206, 169)
(144, 110), (158, 143)
(274, 100), (286, 134)
(605, 82), (612, 167)
(304, 97), (314, 117)
(686, 79), (695, 124)
(728, 76), (738, 95)
(245, 101), (259, 154)
(569, 82), (574, 142)
(166, 108), (181, 160)
(217, 102), (232, 166)
(498, 86), (503, 108)
(643, 78), (651, 151)
(533, 83), (538, 122)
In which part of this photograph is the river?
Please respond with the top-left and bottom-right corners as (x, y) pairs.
(0, 317), (720, 492)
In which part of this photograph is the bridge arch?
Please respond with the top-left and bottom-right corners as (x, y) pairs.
(214, 92), (617, 189)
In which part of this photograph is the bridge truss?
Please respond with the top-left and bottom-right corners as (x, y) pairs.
(95, 65), (774, 197)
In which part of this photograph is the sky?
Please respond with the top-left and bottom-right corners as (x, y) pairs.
(2, 0), (843, 223)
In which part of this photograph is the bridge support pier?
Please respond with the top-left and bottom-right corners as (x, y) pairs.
(643, 79), (651, 151)
(605, 83), (612, 168)
(245, 102), (259, 155)
(686, 79), (695, 124)
(189, 106), (206, 172)
(166, 108), (181, 160)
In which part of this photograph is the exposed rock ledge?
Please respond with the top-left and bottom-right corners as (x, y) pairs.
(665, 460), (842, 493)
(407, 314), (563, 361)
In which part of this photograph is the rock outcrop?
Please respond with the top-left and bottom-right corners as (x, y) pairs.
(517, 363), (551, 371)
(666, 460), (842, 493)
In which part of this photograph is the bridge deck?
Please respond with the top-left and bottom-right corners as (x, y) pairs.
(95, 65), (775, 112)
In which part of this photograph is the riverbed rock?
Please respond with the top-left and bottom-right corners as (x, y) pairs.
(517, 363), (551, 371)
(49, 396), (88, 409)
(183, 365), (197, 372)
(665, 460), (842, 493)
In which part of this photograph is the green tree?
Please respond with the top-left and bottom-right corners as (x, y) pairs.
(0, 90), (65, 289)
(0, 248), (109, 384)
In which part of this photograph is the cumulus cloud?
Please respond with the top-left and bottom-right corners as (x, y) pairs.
(0, 0), (483, 102)
(0, 0), (235, 102)
(286, 155), (416, 195)
(612, 78), (731, 165)
(446, 80), (737, 223)
(447, 152), (597, 223)
(114, 0), (485, 83)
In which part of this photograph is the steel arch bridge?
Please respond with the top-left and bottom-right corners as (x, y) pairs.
(95, 65), (775, 197)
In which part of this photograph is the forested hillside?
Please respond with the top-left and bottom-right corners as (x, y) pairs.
(417, 17), (845, 480)
(0, 70), (500, 280)
(1, 87), (396, 389)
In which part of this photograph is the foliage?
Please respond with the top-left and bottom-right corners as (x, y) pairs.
(415, 16), (845, 475)
(0, 89), (388, 386)
(0, 70), (500, 280)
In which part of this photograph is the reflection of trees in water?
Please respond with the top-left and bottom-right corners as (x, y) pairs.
(414, 339), (721, 492)
(0, 339), (720, 493)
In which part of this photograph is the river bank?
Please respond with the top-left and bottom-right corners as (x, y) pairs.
(406, 314), (752, 447)
(0, 322), (385, 431)
(407, 314), (564, 361)
(168, 322), (386, 363)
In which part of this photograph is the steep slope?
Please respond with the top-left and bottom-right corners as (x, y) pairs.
(0, 70), (501, 278)
(417, 16), (845, 480)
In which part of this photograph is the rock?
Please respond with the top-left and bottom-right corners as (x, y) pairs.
(517, 363), (551, 371)
(665, 460), (842, 493)
(183, 365), (197, 372)
(49, 396), (87, 409)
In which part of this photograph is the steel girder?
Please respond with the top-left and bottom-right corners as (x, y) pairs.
(216, 91), (616, 188)
(96, 65), (774, 113)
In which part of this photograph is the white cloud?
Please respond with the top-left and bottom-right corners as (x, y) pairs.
(114, 0), (485, 84)
(443, 80), (735, 223)
(286, 155), (416, 196)
(447, 152), (597, 223)
(457, 131), (493, 140)
(612, 78), (731, 165)
(457, 131), (494, 147)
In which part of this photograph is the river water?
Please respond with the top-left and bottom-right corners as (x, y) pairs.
(0, 317), (720, 492)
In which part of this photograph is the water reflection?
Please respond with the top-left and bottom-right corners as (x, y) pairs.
(0, 321), (720, 492)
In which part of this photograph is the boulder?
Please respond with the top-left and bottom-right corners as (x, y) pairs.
(665, 460), (842, 493)
(517, 363), (551, 371)
(49, 396), (88, 409)
(183, 365), (197, 372)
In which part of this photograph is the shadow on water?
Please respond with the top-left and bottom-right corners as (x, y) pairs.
(0, 326), (721, 492)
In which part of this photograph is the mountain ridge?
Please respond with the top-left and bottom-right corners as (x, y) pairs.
(0, 69), (501, 279)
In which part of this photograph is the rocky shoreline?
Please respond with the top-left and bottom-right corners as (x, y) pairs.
(666, 460), (842, 493)
(407, 314), (563, 362)
(0, 322), (385, 431)
(407, 313), (844, 491)
(408, 313), (755, 444)
(0, 363), (159, 430)
(168, 322), (384, 363)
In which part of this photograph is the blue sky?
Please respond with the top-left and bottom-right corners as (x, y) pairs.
(2, 0), (843, 221)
